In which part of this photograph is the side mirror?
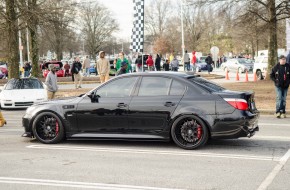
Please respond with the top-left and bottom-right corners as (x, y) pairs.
(88, 91), (99, 103)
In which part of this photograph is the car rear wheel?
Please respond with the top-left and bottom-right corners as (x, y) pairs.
(171, 115), (209, 150)
(32, 112), (64, 144)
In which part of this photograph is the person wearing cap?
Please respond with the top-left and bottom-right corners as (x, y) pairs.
(45, 64), (58, 99)
(116, 61), (128, 76)
(270, 55), (290, 118)
(96, 51), (110, 83)
(116, 52), (131, 73)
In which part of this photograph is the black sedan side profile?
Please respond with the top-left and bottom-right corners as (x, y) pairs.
(22, 72), (259, 149)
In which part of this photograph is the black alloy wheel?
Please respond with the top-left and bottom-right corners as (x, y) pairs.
(171, 115), (208, 150)
(32, 112), (64, 144)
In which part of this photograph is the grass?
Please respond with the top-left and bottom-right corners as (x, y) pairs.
(221, 80), (290, 111)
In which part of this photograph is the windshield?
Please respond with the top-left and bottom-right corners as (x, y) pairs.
(237, 59), (250, 64)
(189, 77), (225, 92)
(5, 79), (44, 90)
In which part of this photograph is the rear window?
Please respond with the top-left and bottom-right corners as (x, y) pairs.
(189, 77), (225, 92)
(5, 79), (44, 90)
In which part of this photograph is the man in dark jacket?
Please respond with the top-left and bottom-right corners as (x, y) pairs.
(205, 54), (213, 74)
(270, 55), (290, 118)
(287, 51), (290, 64)
(155, 54), (161, 71)
(71, 57), (83, 89)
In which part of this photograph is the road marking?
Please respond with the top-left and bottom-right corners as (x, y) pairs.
(259, 123), (290, 127)
(254, 136), (290, 141)
(27, 145), (279, 161)
(257, 149), (290, 190)
(0, 177), (183, 190)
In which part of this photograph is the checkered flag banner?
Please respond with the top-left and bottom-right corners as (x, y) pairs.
(130, 0), (144, 53)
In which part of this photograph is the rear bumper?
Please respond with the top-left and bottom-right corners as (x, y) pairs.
(211, 110), (260, 139)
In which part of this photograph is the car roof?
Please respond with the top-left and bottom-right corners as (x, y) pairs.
(8, 78), (39, 81)
(118, 71), (199, 79)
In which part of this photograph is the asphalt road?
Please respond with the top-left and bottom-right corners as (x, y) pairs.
(0, 110), (290, 190)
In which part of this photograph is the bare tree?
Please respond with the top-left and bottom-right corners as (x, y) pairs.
(4, 0), (20, 79)
(145, 0), (172, 39)
(188, 0), (290, 76)
(79, 2), (119, 57)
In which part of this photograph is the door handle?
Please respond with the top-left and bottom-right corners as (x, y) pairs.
(117, 103), (127, 108)
(164, 102), (175, 107)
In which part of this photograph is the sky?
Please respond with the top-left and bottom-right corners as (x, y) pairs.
(78, 0), (178, 40)
(97, 0), (134, 40)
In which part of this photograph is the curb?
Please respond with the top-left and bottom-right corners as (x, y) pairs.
(258, 109), (290, 115)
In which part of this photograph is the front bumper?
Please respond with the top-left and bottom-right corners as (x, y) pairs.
(22, 114), (33, 138)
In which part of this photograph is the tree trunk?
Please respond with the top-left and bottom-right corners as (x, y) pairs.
(29, 0), (40, 77)
(6, 0), (20, 79)
(267, 0), (278, 79)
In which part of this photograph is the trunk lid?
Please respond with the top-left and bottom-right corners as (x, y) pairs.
(213, 90), (258, 113)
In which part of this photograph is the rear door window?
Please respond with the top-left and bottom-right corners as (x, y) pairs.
(169, 80), (186, 96)
(138, 77), (171, 96)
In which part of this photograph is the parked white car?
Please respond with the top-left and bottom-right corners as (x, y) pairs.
(0, 78), (47, 108)
(253, 56), (268, 80)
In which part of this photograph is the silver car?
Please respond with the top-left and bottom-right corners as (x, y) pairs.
(221, 58), (254, 73)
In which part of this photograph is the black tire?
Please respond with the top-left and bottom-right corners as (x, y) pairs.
(256, 70), (264, 80)
(32, 112), (65, 144)
(171, 115), (209, 150)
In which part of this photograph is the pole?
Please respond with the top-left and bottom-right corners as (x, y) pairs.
(26, 27), (30, 62)
(142, 53), (144, 72)
(180, 0), (185, 71)
(26, 0), (30, 62)
(17, 8), (23, 68)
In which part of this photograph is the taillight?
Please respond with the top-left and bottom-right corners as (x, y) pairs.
(224, 98), (248, 111)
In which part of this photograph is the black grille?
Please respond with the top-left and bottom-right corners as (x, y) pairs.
(15, 102), (34, 107)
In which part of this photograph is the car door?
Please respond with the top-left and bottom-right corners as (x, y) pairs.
(75, 76), (139, 133)
(128, 76), (185, 134)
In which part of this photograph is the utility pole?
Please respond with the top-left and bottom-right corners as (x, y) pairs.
(180, 0), (185, 71)
(26, 0), (30, 62)
(17, 8), (23, 67)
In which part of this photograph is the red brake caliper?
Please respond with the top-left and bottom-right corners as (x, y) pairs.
(55, 121), (59, 135)
(197, 125), (202, 139)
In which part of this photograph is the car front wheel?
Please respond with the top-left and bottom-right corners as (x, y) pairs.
(171, 115), (209, 150)
(32, 112), (64, 144)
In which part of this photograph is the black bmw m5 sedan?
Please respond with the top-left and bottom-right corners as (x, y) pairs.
(22, 72), (259, 149)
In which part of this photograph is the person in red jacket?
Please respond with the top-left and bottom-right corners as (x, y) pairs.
(191, 51), (197, 72)
(146, 55), (154, 71)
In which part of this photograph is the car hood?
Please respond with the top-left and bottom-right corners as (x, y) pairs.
(1, 89), (46, 101)
(35, 96), (81, 106)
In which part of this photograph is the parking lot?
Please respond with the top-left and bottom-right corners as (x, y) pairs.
(0, 110), (289, 190)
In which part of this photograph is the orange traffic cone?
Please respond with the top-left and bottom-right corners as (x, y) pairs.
(245, 71), (249, 82)
(225, 68), (230, 80)
(236, 71), (240, 81)
(253, 70), (257, 82)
